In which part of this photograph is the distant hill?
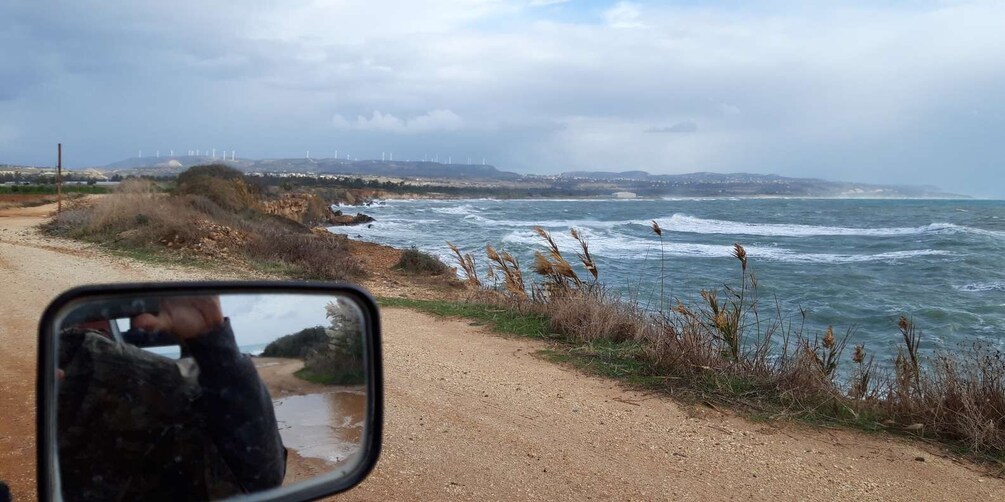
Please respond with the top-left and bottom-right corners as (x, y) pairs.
(561, 170), (652, 181)
(104, 156), (252, 174)
(92, 157), (967, 198)
(254, 158), (520, 180)
(559, 170), (965, 198)
(103, 156), (519, 181)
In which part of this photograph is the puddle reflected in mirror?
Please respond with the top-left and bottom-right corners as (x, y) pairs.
(253, 357), (365, 483)
(273, 392), (365, 463)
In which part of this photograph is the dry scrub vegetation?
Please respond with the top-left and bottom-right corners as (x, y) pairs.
(447, 224), (1005, 462)
(44, 165), (360, 280)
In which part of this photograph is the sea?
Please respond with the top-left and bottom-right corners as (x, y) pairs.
(333, 197), (1005, 364)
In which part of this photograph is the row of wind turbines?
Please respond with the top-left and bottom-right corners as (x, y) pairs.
(135, 149), (487, 165)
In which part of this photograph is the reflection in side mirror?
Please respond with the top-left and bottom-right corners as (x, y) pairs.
(37, 282), (383, 502)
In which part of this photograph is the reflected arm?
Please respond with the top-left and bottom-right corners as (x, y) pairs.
(185, 318), (287, 492)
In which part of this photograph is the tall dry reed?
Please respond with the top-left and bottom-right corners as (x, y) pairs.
(447, 223), (1005, 459)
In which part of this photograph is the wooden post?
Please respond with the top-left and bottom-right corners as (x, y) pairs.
(57, 143), (63, 213)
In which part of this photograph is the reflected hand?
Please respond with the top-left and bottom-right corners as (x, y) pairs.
(131, 296), (224, 340)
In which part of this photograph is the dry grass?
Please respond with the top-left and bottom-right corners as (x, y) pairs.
(447, 241), (481, 287)
(44, 170), (360, 280)
(447, 224), (1005, 461)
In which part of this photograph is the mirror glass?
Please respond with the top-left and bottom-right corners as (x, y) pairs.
(51, 291), (370, 501)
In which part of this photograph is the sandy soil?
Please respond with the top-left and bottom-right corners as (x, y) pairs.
(254, 357), (329, 398)
(2, 202), (1004, 501)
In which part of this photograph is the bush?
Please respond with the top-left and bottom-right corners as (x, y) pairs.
(543, 291), (648, 343)
(175, 164), (259, 212)
(395, 247), (451, 276)
(244, 227), (361, 280)
(261, 326), (329, 358)
(263, 302), (366, 386)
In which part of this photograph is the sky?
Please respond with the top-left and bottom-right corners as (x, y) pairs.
(222, 293), (361, 346)
(1, 0), (1003, 197)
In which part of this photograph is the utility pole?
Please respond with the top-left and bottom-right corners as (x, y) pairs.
(57, 143), (63, 213)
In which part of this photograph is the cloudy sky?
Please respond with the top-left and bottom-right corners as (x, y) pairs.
(2, 1), (1003, 196)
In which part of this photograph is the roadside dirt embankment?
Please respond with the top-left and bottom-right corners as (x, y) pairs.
(1, 202), (1003, 501)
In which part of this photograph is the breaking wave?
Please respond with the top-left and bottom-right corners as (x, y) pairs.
(636, 214), (1004, 239)
(501, 230), (953, 264)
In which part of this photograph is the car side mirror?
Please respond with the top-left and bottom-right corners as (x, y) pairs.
(36, 281), (383, 501)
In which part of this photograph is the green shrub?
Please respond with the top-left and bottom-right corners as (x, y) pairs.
(395, 247), (451, 276)
(260, 326), (329, 358)
(262, 302), (366, 385)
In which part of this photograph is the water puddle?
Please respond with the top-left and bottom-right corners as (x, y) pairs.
(272, 391), (365, 465)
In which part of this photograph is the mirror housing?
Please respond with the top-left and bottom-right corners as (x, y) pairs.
(36, 281), (383, 502)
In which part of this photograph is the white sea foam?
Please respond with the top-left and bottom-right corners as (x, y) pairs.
(957, 282), (1005, 292)
(501, 230), (952, 264)
(432, 204), (478, 215)
(425, 206), (1005, 240)
(452, 211), (621, 229)
(635, 214), (1004, 238)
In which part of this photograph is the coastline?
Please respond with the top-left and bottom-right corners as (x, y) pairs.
(344, 193), (985, 204)
(4, 198), (1005, 500)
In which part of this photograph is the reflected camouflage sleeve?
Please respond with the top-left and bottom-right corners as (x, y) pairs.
(57, 330), (216, 501)
(185, 318), (287, 492)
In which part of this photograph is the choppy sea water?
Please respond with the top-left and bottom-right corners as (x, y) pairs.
(331, 198), (1005, 363)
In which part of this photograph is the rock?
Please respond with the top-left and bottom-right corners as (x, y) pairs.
(328, 212), (375, 226)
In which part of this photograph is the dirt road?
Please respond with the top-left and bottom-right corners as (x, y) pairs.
(2, 203), (1003, 500)
(0, 204), (228, 498)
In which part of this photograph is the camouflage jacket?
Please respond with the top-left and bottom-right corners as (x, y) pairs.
(57, 320), (285, 501)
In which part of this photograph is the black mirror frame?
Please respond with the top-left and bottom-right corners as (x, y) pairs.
(36, 281), (384, 502)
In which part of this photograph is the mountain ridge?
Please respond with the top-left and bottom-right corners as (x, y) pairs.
(79, 157), (970, 198)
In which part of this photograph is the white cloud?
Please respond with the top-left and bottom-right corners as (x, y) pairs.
(332, 110), (464, 133)
(718, 103), (742, 117)
(603, 2), (645, 29)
